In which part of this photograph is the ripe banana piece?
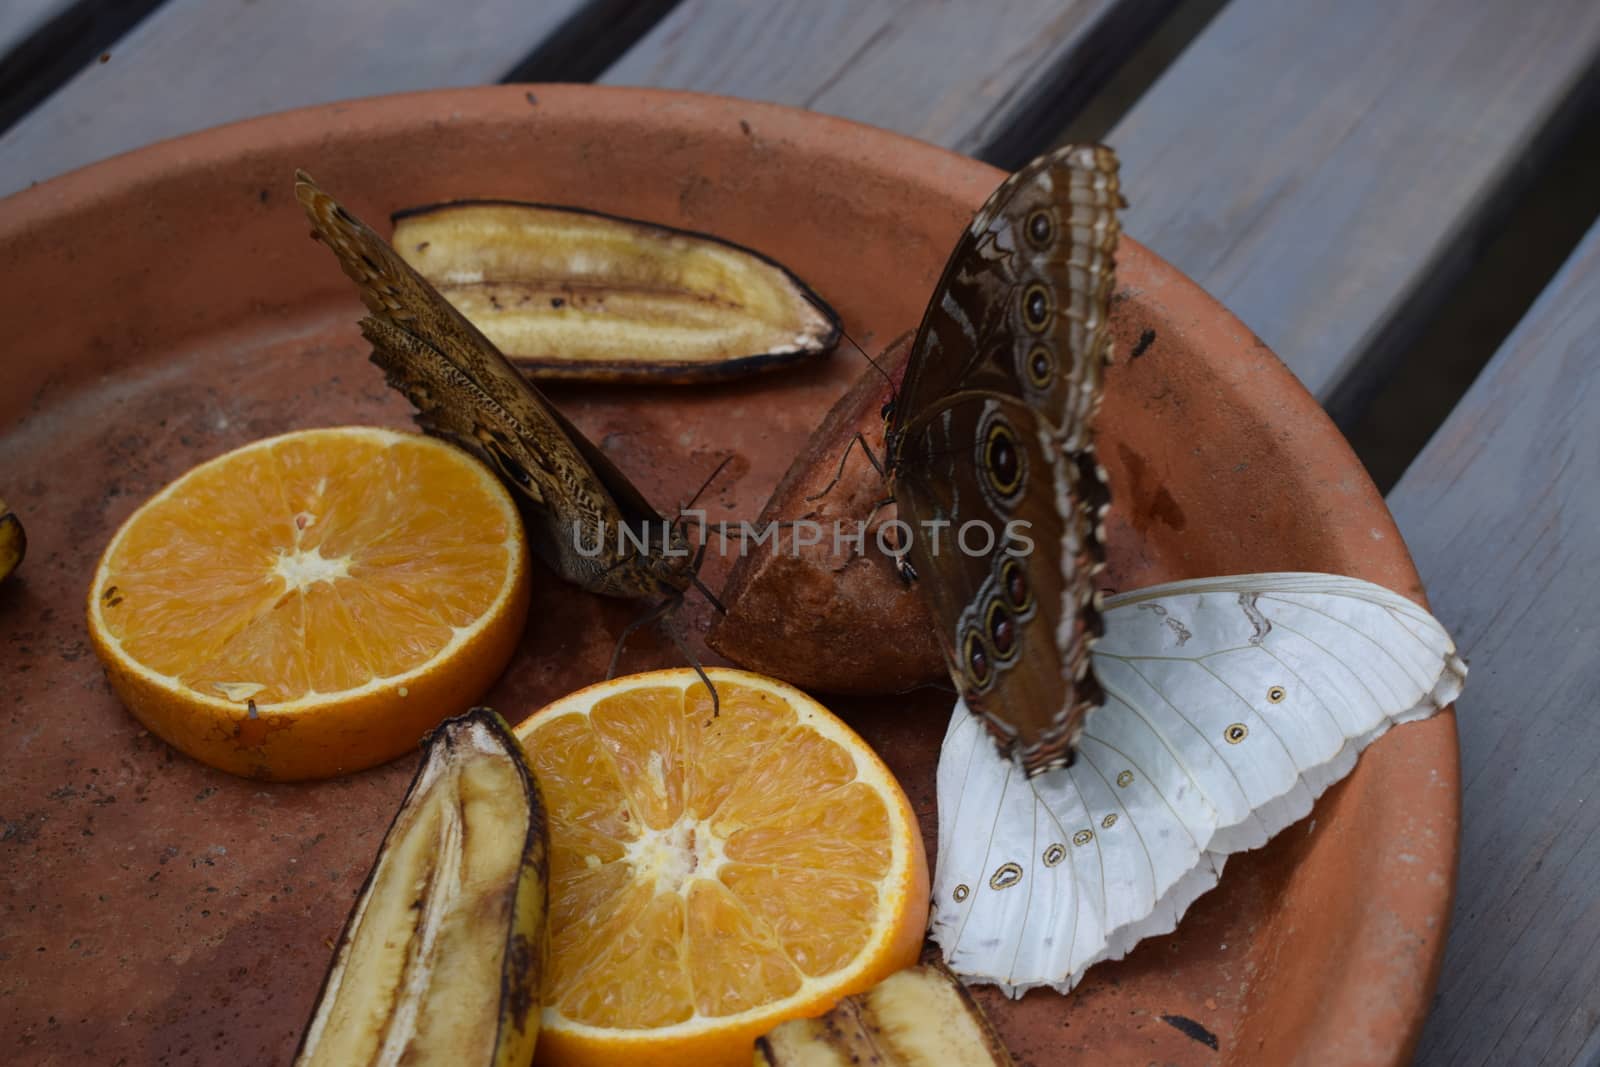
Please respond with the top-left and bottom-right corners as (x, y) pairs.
(295, 708), (548, 1067)
(0, 496), (24, 584)
(390, 200), (840, 383)
(755, 962), (1014, 1066)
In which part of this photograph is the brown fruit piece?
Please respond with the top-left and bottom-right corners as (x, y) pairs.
(708, 335), (944, 693)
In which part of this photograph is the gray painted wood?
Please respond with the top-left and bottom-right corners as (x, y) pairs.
(0, 0), (75, 56)
(601, 0), (1177, 163)
(1391, 217), (1600, 1067)
(1108, 0), (1600, 417)
(0, 0), (596, 197)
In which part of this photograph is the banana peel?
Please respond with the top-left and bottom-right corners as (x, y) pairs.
(391, 200), (840, 383)
(0, 496), (24, 584)
(755, 962), (1014, 1066)
(295, 708), (548, 1067)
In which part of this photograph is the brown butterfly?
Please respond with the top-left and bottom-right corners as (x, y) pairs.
(294, 174), (719, 667)
(885, 145), (1122, 775)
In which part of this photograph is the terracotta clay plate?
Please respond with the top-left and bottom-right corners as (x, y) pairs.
(0, 86), (1456, 1065)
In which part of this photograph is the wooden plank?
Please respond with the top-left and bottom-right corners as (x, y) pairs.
(1390, 217), (1600, 1067)
(0, 0), (75, 55)
(0, 0), (600, 197)
(0, 0), (170, 136)
(1107, 0), (1600, 418)
(601, 0), (1177, 163)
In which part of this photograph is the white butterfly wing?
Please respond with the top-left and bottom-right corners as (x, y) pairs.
(929, 572), (1465, 995)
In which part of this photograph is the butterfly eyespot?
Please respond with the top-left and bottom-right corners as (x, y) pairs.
(1101, 813), (1118, 829)
(992, 617), (1015, 655)
(1025, 209), (1054, 248)
(1000, 557), (1033, 613)
(983, 420), (1024, 497)
(963, 629), (993, 689)
(1042, 843), (1066, 867)
(1022, 283), (1052, 332)
(1025, 344), (1055, 388)
(1225, 723), (1249, 744)
(1073, 829), (1094, 846)
(953, 884), (970, 902)
(1116, 770), (1134, 788)
(1267, 685), (1287, 704)
(986, 599), (1017, 660)
(989, 862), (1023, 890)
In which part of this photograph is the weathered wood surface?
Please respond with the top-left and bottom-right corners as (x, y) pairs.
(0, 0), (75, 57)
(0, 0), (602, 197)
(1391, 217), (1600, 1067)
(1108, 0), (1600, 420)
(601, 0), (1177, 163)
(0, 0), (156, 136)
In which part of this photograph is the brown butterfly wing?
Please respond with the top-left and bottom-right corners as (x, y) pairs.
(896, 145), (1120, 448)
(889, 145), (1121, 774)
(295, 173), (689, 599)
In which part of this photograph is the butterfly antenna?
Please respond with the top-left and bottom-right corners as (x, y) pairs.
(841, 325), (896, 393)
(672, 453), (735, 550)
(680, 454), (735, 515)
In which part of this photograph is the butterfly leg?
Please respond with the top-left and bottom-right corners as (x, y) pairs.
(606, 593), (724, 717)
(895, 554), (918, 584)
(860, 494), (918, 582)
(606, 595), (680, 679)
(805, 432), (887, 503)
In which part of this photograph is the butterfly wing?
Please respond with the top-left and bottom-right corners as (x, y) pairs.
(893, 396), (1107, 773)
(895, 144), (1120, 448)
(929, 572), (1466, 994)
(889, 145), (1121, 774)
(295, 173), (683, 598)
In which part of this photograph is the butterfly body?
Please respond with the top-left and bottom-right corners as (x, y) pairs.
(296, 175), (694, 603)
(886, 145), (1123, 775)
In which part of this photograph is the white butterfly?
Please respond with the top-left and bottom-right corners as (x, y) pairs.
(929, 572), (1465, 995)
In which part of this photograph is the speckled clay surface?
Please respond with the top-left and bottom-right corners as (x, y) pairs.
(0, 86), (1457, 1066)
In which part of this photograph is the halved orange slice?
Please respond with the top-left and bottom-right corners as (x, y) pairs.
(514, 667), (930, 1067)
(86, 426), (530, 780)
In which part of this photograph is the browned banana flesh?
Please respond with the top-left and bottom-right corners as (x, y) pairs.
(0, 496), (24, 584)
(295, 709), (548, 1067)
(754, 962), (1014, 1066)
(392, 200), (839, 382)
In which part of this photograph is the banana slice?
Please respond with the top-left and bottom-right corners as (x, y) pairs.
(0, 496), (24, 584)
(295, 709), (548, 1067)
(755, 962), (1014, 1066)
(391, 200), (840, 382)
